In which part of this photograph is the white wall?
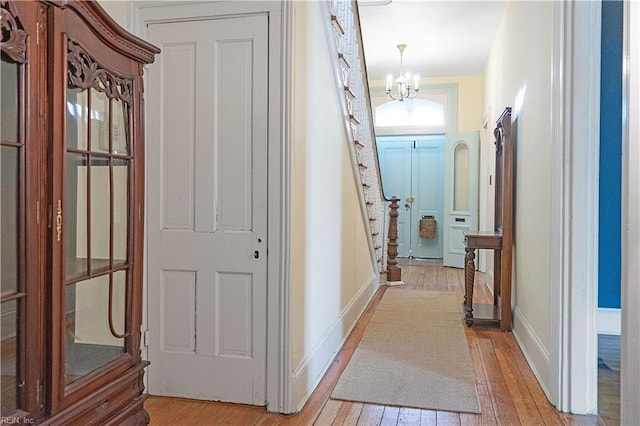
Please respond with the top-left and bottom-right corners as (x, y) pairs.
(483, 1), (554, 393)
(290, 1), (377, 410)
(98, 0), (128, 27)
(421, 76), (483, 133)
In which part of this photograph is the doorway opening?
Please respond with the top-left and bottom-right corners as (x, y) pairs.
(378, 135), (444, 259)
(377, 132), (480, 268)
(597, 0), (622, 422)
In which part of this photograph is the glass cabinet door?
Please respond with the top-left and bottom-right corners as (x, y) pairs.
(1, 1), (44, 420)
(1, 57), (22, 410)
(62, 48), (134, 389)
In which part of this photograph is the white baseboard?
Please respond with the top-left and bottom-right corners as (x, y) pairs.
(512, 305), (551, 400)
(291, 274), (379, 412)
(484, 269), (495, 297)
(597, 308), (621, 335)
(484, 283), (494, 298)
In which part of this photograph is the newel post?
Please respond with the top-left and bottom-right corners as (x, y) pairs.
(386, 197), (402, 282)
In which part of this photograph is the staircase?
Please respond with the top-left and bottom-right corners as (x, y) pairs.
(321, 0), (389, 272)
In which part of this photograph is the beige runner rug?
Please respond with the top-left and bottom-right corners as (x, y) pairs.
(331, 289), (481, 413)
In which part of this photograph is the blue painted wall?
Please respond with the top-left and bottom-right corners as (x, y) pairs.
(598, 0), (623, 309)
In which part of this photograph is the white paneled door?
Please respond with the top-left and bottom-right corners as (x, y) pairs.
(443, 132), (479, 268)
(145, 15), (268, 405)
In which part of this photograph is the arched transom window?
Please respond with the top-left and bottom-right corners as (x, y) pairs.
(375, 98), (445, 127)
(371, 84), (457, 134)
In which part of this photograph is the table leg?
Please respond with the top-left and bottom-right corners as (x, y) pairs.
(464, 247), (476, 326)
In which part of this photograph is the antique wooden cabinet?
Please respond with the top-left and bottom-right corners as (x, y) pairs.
(1, 1), (158, 423)
(462, 107), (513, 331)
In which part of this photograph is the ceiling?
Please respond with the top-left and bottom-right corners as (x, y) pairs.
(358, 0), (507, 83)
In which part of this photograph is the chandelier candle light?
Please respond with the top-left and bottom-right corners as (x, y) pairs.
(386, 43), (420, 101)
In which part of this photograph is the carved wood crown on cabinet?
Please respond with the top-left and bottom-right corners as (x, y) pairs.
(0, 1), (159, 424)
(0, 0), (27, 62)
(67, 40), (134, 105)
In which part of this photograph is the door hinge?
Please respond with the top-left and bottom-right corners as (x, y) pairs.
(413, 140), (416, 149)
(36, 380), (45, 409)
(36, 21), (44, 46)
(143, 330), (150, 347)
(36, 201), (40, 224)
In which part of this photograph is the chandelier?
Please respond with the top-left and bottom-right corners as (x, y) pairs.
(386, 44), (419, 101)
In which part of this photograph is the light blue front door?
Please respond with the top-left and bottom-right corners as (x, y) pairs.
(377, 138), (412, 257)
(377, 135), (445, 258)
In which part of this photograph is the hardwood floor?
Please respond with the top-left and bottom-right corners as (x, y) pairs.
(597, 335), (620, 425)
(145, 260), (607, 425)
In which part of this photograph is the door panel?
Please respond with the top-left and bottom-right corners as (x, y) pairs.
(377, 139), (412, 257)
(160, 43), (196, 231)
(146, 14), (268, 405)
(443, 132), (480, 268)
(161, 270), (196, 353)
(412, 139), (444, 258)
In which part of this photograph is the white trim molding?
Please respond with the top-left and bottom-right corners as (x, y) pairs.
(621, 1), (640, 423)
(597, 308), (621, 336)
(131, 0), (292, 413)
(549, 0), (601, 415)
(269, 0), (294, 413)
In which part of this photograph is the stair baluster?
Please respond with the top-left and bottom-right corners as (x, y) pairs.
(322, 0), (399, 279)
